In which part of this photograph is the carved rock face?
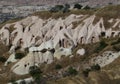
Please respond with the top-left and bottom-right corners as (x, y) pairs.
(12, 40), (54, 75)
(1, 14), (120, 75)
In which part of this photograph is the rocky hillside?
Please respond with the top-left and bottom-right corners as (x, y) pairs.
(0, 5), (120, 84)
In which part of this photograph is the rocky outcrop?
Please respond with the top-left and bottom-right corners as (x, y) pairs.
(91, 51), (120, 67)
(0, 13), (120, 75)
(0, 14), (120, 53)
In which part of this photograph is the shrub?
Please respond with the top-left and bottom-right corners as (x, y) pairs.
(83, 64), (100, 77)
(55, 64), (62, 70)
(29, 66), (42, 77)
(91, 64), (101, 71)
(20, 80), (26, 84)
(0, 57), (6, 63)
(83, 5), (91, 10)
(74, 3), (82, 9)
(83, 68), (91, 77)
(95, 40), (108, 53)
(67, 67), (78, 75)
(7, 61), (11, 65)
(65, 4), (70, 9)
(29, 66), (42, 84)
(12, 82), (18, 84)
(55, 5), (64, 10)
(108, 2), (113, 5)
(15, 53), (25, 59)
(50, 5), (64, 12)
(62, 4), (70, 13)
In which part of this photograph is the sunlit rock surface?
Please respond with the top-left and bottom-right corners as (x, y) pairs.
(0, 14), (120, 75)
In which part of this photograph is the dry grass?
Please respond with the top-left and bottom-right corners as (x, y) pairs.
(0, 18), (22, 29)
(32, 9), (95, 20)
(104, 56), (120, 70)
(94, 5), (120, 29)
(92, 16), (101, 25)
(32, 5), (120, 30)
(91, 5), (120, 29)
(96, 5), (120, 19)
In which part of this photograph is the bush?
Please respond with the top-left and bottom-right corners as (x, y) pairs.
(74, 3), (82, 9)
(62, 4), (70, 13)
(50, 5), (64, 12)
(83, 68), (91, 77)
(91, 64), (101, 71)
(50, 7), (58, 12)
(15, 53), (25, 59)
(83, 64), (100, 77)
(55, 64), (62, 70)
(7, 61), (11, 65)
(95, 40), (108, 53)
(83, 5), (91, 10)
(29, 66), (42, 77)
(55, 5), (64, 10)
(67, 67), (78, 75)
(20, 80), (26, 84)
(12, 82), (18, 84)
(65, 4), (70, 9)
(29, 66), (42, 84)
(0, 57), (6, 63)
